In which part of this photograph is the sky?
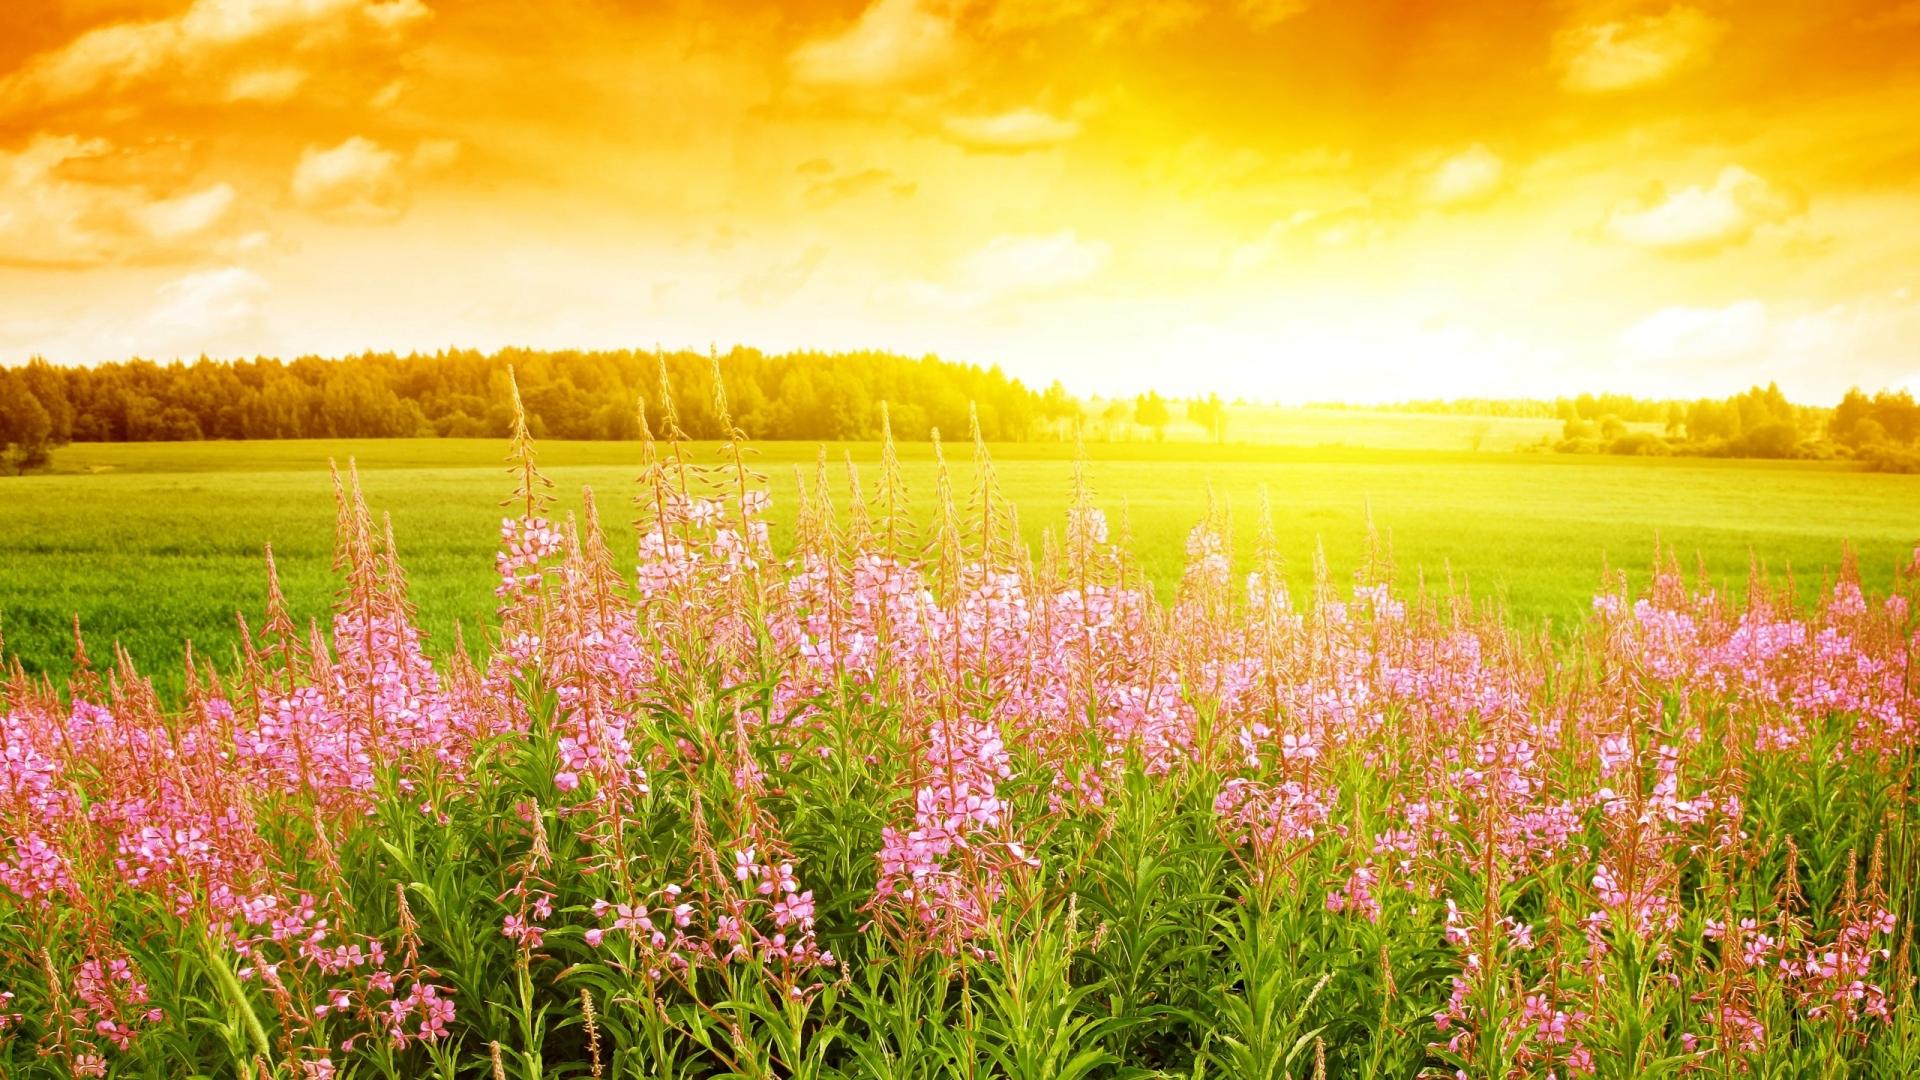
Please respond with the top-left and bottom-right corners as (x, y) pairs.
(2, 0), (1918, 403)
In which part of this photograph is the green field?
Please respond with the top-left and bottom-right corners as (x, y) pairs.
(4, 436), (1917, 698)
(1083, 402), (1656, 449)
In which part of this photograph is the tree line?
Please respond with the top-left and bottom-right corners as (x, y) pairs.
(0, 348), (1083, 473)
(6, 348), (1916, 473)
(1551, 382), (1920, 469)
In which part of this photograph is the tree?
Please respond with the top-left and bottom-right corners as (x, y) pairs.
(1, 387), (55, 474)
(1734, 421), (1798, 459)
(1188, 393), (1227, 443)
(1039, 381), (1078, 439)
(1134, 391), (1170, 441)
(1830, 387), (1873, 446)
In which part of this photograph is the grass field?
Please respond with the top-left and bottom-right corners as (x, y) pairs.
(3, 436), (1918, 698)
(1079, 401), (1660, 449)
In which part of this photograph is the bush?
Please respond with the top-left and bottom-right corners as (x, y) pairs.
(1862, 442), (1920, 473)
(1605, 432), (1672, 456)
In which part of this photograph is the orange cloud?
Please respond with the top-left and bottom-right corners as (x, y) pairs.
(942, 108), (1082, 152)
(805, 167), (916, 208)
(3, 0), (1919, 401)
(1604, 166), (1806, 255)
(1421, 145), (1506, 208)
(0, 134), (240, 267)
(789, 0), (961, 90)
(290, 136), (408, 222)
(1555, 6), (1725, 93)
(0, 0), (430, 117)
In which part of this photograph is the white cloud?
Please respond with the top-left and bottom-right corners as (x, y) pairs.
(291, 136), (408, 222)
(961, 231), (1110, 293)
(148, 267), (271, 341)
(1422, 144), (1504, 208)
(881, 230), (1111, 310)
(0, 0), (431, 115)
(1620, 300), (1769, 364)
(1604, 166), (1805, 255)
(0, 135), (240, 266)
(1226, 205), (1386, 274)
(1613, 292), (1920, 398)
(942, 108), (1082, 152)
(789, 0), (960, 90)
(224, 66), (309, 103)
(137, 183), (237, 240)
(1555, 6), (1725, 93)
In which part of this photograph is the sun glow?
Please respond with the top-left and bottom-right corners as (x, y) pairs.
(2, 0), (1918, 401)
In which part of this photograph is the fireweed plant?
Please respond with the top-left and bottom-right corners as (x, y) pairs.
(2, 366), (1917, 1079)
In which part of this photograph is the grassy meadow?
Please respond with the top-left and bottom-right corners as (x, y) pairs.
(3, 433), (1917, 698)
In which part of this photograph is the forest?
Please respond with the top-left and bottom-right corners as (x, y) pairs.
(0, 348), (1076, 471)
(4, 348), (1919, 473)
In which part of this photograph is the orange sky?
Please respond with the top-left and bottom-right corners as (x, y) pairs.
(3, 0), (1919, 401)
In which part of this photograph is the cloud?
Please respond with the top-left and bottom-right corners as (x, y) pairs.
(137, 183), (238, 240)
(0, 134), (239, 267)
(881, 230), (1110, 310)
(1604, 166), (1805, 255)
(789, 0), (960, 90)
(1422, 144), (1505, 208)
(805, 168), (916, 208)
(942, 108), (1082, 153)
(981, 0), (1305, 38)
(291, 136), (408, 222)
(731, 245), (828, 307)
(148, 266), (272, 343)
(1555, 6), (1725, 93)
(224, 66), (309, 103)
(1620, 299), (1769, 364)
(961, 230), (1110, 295)
(1227, 204), (1388, 273)
(0, 0), (432, 116)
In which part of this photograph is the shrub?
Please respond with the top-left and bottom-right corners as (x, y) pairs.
(1862, 442), (1920, 473)
(1605, 432), (1672, 456)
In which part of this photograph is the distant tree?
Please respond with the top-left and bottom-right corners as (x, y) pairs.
(1188, 393), (1227, 443)
(1871, 390), (1920, 443)
(1562, 416), (1597, 441)
(1734, 421), (1799, 459)
(1039, 380), (1078, 439)
(0, 386), (55, 474)
(1134, 391), (1170, 441)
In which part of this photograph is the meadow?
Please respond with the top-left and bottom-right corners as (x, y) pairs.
(0, 404), (1916, 1079)
(2, 432), (1917, 700)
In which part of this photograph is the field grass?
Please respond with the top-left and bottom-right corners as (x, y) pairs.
(1076, 401), (1663, 449)
(4, 436), (1918, 698)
